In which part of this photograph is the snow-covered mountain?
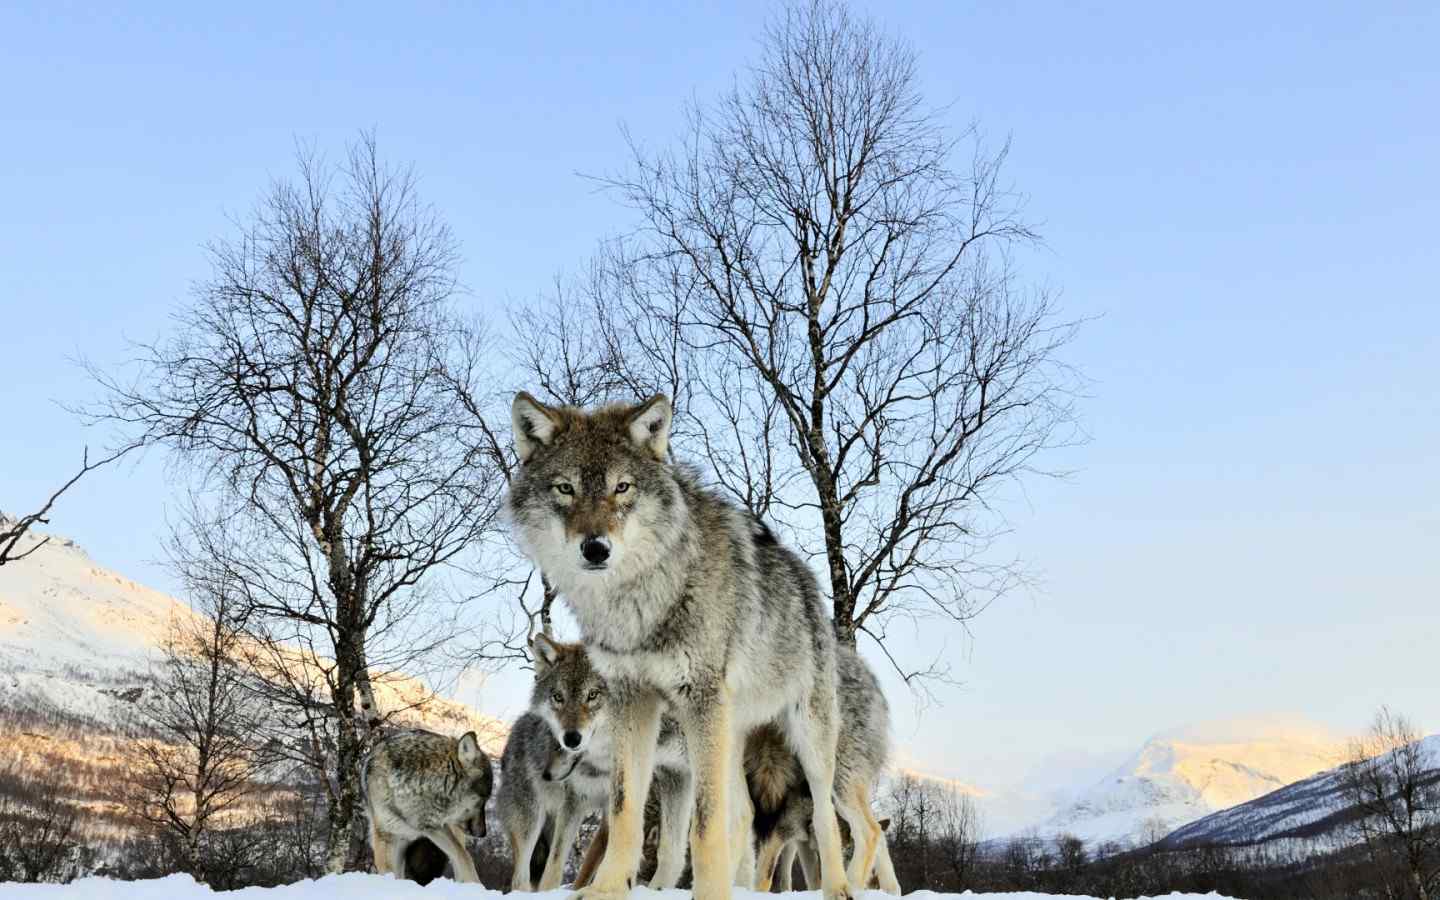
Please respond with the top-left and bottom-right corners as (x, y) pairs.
(1005, 719), (1348, 848)
(0, 516), (504, 837)
(1157, 733), (1440, 852)
(0, 516), (500, 739)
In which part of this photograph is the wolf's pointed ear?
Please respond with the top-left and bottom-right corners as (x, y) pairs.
(531, 632), (561, 672)
(457, 731), (484, 768)
(513, 391), (563, 462)
(627, 395), (672, 460)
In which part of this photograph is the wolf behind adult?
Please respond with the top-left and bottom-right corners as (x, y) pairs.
(507, 392), (852, 900)
(746, 643), (900, 894)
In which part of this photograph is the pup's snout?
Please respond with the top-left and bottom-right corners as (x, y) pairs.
(580, 535), (611, 565)
(541, 771), (553, 782)
(563, 730), (583, 750)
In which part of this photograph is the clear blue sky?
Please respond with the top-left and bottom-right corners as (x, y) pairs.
(2, 1), (1437, 799)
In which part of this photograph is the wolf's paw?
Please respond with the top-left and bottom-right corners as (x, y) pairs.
(569, 883), (630, 900)
(823, 885), (855, 900)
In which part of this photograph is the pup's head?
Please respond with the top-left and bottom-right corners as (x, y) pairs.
(529, 633), (608, 755)
(507, 392), (681, 582)
(451, 731), (492, 837)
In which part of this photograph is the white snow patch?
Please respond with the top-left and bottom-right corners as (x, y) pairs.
(0, 874), (1238, 898)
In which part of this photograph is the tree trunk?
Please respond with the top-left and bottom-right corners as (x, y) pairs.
(818, 485), (856, 647)
(325, 614), (367, 875)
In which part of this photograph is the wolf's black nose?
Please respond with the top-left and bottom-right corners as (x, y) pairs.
(563, 730), (582, 749)
(580, 536), (610, 565)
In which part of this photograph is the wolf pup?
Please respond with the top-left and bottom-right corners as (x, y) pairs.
(497, 710), (594, 891)
(508, 393), (851, 900)
(500, 634), (694, 891)
(362, 728), (493, 884)
(746, 644), (901, 894)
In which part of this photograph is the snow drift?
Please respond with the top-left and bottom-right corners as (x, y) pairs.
(0, 874), (1238, 898)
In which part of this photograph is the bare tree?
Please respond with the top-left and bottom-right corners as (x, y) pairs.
(87, 134), (505, 871)
(883, 772), (982, 890)
(1053, 832), (1088, 890)
(936, 786), (983, 889)
(0, 445), (132, 566)
(0, 780), (81, 883)
(124, 579), (266, 882)
(581, 0), (1079, 683)
(1342, 707), (1440, 900)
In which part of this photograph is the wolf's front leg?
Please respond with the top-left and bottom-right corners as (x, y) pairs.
(540, 796), (584, 891)
(426, 825), (482, 884)
(369, 820), (394, 875)
(572, 688), (662, 900)
(683, 690), (734, 900)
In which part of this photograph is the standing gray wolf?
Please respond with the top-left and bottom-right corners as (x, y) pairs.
(745, 645), (901, 894)
(362, 728), (493, 884)
(498, 634), (693, 891)
(508, 392), (851, 900)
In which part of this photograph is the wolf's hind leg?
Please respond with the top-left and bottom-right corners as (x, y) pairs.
(784, 696), (852, 900)
(650, 769), (694, 889)
(797, 840), (820, 891)
(776, 842), (797, 892)
(872, 828), (901, 895)
(836, 782), (883, 892)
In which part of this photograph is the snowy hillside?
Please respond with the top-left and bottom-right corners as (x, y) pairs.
(0, 874), (1238, 898)
(0, 518), (504, 838)
(1010, 719), (1347, 847)
(1158, 733), (1440, 852)
(0, 519), (501, 740)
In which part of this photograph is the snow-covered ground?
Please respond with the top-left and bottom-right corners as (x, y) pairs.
(0, 875), (1237, 899)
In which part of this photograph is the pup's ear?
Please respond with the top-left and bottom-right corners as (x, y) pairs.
(512, 391), (563, 462)
(531, 632), (561, 672)
(457, 731), (485, 768)
(627, 395), (672, 460)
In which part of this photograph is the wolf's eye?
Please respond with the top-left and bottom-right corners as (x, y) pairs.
(615, 482), (631, 494)
(586, 689), (602, 703)
(553, 483), (574, 496)
(550, 690), (564, 704)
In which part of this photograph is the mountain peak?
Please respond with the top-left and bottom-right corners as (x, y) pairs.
(1017, 718), (1349, 847)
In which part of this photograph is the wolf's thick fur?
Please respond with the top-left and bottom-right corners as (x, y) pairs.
(508, 393), (852, 900)
(499, 636), (693, 891)
(746, 645), (901, 894)
(362, 728), (492, 884)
